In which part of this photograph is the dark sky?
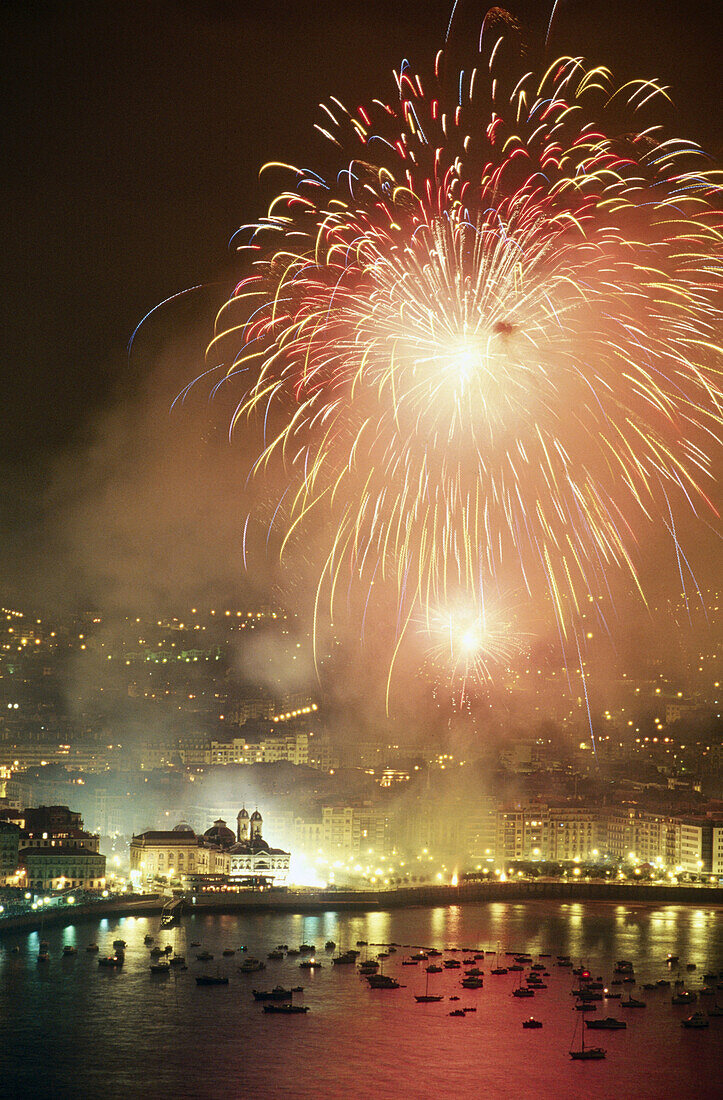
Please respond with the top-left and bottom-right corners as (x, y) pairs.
(0, 0), (720, 613)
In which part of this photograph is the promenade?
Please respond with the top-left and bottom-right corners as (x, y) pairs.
(1, 878), (721, 934)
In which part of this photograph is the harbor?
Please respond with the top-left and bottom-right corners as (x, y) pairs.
(1, 899), (721, 1098)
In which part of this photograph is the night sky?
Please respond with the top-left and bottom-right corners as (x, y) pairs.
(1, 0), (720, 613)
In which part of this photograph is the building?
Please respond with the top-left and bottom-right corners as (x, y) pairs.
(227, 808), (290, 885)
(495, 806), (549, 862)
(321, 802), (388, 857)
(0, 821), (20, 884)
(19, 845), (106, 890)
(712, 824), (723, 877)
(548, 807), (601, 862)
(129, 808), (290, 888)
(129, 823), (208, 882)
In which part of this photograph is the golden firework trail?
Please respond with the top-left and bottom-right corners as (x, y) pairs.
(206, 8), (722, 690)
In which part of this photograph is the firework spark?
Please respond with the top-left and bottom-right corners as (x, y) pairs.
(206, 7), (722, 682)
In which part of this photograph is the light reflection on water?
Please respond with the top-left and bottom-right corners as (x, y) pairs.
(0, 900), (721, 1100)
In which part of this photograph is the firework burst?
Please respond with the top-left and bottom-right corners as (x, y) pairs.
(206, 7), (722, 683)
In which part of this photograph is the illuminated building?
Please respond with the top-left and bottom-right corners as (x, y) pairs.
(130, 808), (290, 888)
(0, 822), (20, 885)
(19, 845), (106, 890)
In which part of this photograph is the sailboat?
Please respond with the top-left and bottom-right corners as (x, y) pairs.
(570, 1016), (605, 1060)
(491, 944), (508, 976)
(415, 968), (443, 1003)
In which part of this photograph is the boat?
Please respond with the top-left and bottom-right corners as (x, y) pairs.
(570, 1044), (605, 1060)
(461, 977), (483, 989)
(686, 963), (697, 971)
(667, 954), (679, 964)
(401, 958), (418, 966)
(367, 974), (401, 989)
(522, 1018), (543, 1029)
(238, 958), (266, 973)
(570, 1018), (605, 1060)
(37, 951), (50, 963)
(150, 946), (165, 957)
(672, 991), (696, 1005)
(576, 1003), (596, 1012)
(62, 946), (77, 957)
(621, 997), (646, 1008)
(113, 940), (127, 950)
(360, 960), (380, 972)
(267, 950), (284, 960)
(299, 959), (321, 969)
(332, 952), (356, 965)
(223, 949), (237, 957)
(656, 979), (671, 988)
(86, 944), (99, 953)
(190, 941), (201, 947)
(195, 951), (214, 961)
(144, 934), (154, 945)
(169, 955), (186, 967)
(286, 948), (300, 956)
(356, 940), (368, 946)
(586, 1017), (626, 1030)
(150, 961), (170, 974)
(98, 954), (124, 968)
(411, 952), (428, 962)
(426, 964), (443, 974)
(682, 1013), (708, 1028)
(325, 940), (336, 951)
(443, 960), (461, 969)
(299, 944), (316, 953)
(196, 975), (229, 986)
(415, 970), (443, 1003)
(449, 1009), (466, 1017)
(513, 987), (535, 998)
(491, 967), (508, 975)
(263, 1003), (309, 1014)
(253, 986), (302, 1001)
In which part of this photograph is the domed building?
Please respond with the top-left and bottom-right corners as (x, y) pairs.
(130, 807), (290, 889)
(203, 819), (236, 847)
(227, 808), (290, 886)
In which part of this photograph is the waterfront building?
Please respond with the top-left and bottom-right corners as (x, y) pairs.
(321, 802), (388, 857)
(495, 806), (550, 862)
(130, 823), (207, 882)
(227, 809), (290, 885)
(19, 845), (106, 890)
(130, 808), (290, 888)
(547, 807), (601, 862)
(0, 821), (20, 884)
(712, 823), (723, 876)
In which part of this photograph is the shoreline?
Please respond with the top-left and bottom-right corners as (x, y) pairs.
(1, 879), (721, 934)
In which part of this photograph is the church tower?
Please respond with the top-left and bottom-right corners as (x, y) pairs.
(250, 809), (262, 840)
(237, 806), (250, 842)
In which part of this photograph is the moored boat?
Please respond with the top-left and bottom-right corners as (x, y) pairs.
(252, 986), (302, 1001)
(263, 1003), (309, 1014)
(682, 1012), (708, 1028)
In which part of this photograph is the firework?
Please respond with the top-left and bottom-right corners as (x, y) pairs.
(420, 592), (528, 701)
(207, 7), (722, 669)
